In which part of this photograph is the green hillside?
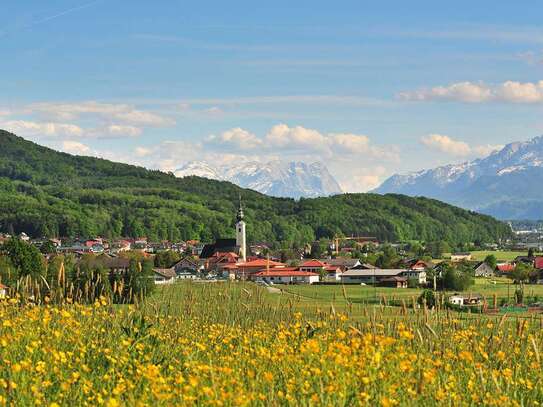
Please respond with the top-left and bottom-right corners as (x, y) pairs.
(0, 130), (511, 246)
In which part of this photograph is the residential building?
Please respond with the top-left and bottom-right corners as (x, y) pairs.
(173, 257), (202, 275)
(497, 263), (515, 275)
(253, 268), (319, 284)
(153, 268), (177, 284)
(379, 277), (408, 288)
(323, 265), (343, 281)
(448, 294), (482, 306)
(474, 262), (495, 277)
(235, 259), (286, 279)
(340, 268), (426, 285)
(299, 260), (326, 273)
(340, 269), (407, 284)
(319, 258), (361, 271)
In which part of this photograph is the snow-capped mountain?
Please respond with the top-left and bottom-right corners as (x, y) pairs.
(374, 135), (543, 219)
(175, 160), (343, 199)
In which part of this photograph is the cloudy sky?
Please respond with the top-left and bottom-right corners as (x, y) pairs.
(2, 1), (543, 191)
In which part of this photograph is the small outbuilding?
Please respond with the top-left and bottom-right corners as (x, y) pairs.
(379, 277), (408, 288)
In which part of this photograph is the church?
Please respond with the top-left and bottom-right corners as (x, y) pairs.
(199, 199), (247, 261)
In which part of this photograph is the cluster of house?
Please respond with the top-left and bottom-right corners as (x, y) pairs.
(0, 233), (201, 256)
(149, 251), (431, 287)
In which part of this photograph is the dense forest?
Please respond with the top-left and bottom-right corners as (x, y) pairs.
(0, 130), (511, 247)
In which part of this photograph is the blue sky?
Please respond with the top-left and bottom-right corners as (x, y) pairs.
(2, 0), (543, 191)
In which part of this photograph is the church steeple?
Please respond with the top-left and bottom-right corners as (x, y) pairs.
(236, 195), (247, 262)
(236, 195), (244, 222)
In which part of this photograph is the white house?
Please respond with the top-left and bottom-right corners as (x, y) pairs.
(253, 268), (319, 284)
(340, 269), (407, 284)
(153, 268), (177, 285)
(177, 271), (198, 280)
(448, 294), (482, 307)
(401, 269), (427, 285)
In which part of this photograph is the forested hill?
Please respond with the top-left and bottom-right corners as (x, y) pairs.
(0, 130), (511, 246)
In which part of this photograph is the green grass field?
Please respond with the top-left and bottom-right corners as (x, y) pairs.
(444, 250), (541, 262)
(275, 277), (543, 306)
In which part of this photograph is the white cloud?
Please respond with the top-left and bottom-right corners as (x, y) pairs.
(338, 167), (387, 193)
(265, 124), (327, 150)
(134, 146), (152, 157)
(472, 144), (504, 157)
(421, 134), (471, 156)
(61, 140), (91, 155)
(330, 133), (370, 154)
(207, 127), (263, 150)
(104, 124), (142, 138)
(1, 119), (144, 140)
(201, 124), (398, 162)
(204, 106), (224, 115)
(2, 120), (83, 138)
(27, 101), (175, 127)
(399, 80), (543, 103)
(112, 110), (174, 127)
(420, 134), (501, 157)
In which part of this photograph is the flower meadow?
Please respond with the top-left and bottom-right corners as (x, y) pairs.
(0, 283), (542, 406)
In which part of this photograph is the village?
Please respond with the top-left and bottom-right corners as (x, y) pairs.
(1, 201), (542, 310)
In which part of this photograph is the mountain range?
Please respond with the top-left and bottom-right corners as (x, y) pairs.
(0, 130), (510, 245)
(375, 135), (543, 220)
(174, 161), (343, 199)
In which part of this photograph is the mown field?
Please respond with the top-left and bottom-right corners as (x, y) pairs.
(444, 250), (542, 262)
(1, 281), (543, 405)
(280, 277), (543, 307)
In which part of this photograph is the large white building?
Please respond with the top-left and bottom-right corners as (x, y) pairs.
(236, 198), (247, 262)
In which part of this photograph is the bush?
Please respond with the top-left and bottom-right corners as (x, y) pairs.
(442, 265), (474, 291)
(417, 289), (436, 309)
(407, 278), (419, 288)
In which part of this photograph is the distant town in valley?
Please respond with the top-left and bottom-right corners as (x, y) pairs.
(3, 195), (543, 309)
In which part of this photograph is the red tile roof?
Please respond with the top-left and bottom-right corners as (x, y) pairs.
(300, 260), (326, 268)
(238, 259), (285, 268)
(254, 269), (318, 277)
(535, 257), (543, 269)
(497, 264), (515, 272)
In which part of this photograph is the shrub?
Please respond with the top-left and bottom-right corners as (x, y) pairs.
(418, 289), (436, 308)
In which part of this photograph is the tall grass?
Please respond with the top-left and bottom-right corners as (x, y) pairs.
(0, 281), (541, 405)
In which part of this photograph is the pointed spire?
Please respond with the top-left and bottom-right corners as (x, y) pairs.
(236, 194), (244, 222)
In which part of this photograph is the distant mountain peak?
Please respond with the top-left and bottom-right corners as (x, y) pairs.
(174, 160), (343, 199)
(374, 135), (543, 219)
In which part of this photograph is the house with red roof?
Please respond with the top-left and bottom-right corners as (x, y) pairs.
(300, 259), (326, 273)
(253, 268), (319, 284)
(323, 265), (343, 281)
(236, 258), (286, 279)
(497, 263), (515, 274)
(205, 252), (239, 274)
(535, 257), (543, 270)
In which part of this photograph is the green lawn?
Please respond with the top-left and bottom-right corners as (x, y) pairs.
(274, 278), (543, 306)
(444, 250), (540, 262)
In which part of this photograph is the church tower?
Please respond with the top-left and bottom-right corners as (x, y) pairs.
(236, 197), (247, 262)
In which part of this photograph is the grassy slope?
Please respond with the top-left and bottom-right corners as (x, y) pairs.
(0, 130), (512, 244)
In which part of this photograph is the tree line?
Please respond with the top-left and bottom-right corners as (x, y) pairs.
(0, 130), (512, 248)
